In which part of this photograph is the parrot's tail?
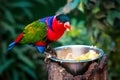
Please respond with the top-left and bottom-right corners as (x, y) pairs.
(7, 42), (16, 51)
(7, 32), (23, 51)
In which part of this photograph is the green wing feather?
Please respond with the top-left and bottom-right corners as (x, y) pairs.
(20, 21), (47, 44)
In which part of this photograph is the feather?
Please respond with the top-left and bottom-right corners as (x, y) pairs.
(20, 21), (47, 44)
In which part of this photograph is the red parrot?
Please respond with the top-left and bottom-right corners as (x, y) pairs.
(8, 14), (71, 53)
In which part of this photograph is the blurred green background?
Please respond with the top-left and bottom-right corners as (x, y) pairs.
(0, 0), (120, 80)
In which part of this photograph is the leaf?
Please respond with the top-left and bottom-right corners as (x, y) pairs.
(0, 59), (15, 74)
(12, 69), (19, 80)
(4, 8), (15, 23)
(0, 21), (16, 38)
(22, 8), (33, 19)
(14, 48), (35, 69)
(83, 0), (88, 5)
(71, 18), (77, 27)
(35, 0), (47, 5)
(92, 7), (100, 14)
(107, 11), (120, 26)
(78, 0), (85, 13)
(48, 0), (54, 5)
(18, 54), (35, 68)
(18, 64), (37, 79)
(1, 42), (8, 56)
(20, 73), (27, 80)
(56, 0), (80, 14)
(10, 1), (33, 8)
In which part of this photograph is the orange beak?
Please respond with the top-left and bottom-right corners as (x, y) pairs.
(64, 22), (71, 31)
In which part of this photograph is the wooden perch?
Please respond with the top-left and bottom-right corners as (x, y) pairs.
(45, 52), (107, 80)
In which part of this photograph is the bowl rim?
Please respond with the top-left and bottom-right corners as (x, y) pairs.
(50, 45), (104, 63)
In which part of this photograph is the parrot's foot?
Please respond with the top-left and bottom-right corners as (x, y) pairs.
(36, 46), (45, 53)
(7, 42), (16, 51)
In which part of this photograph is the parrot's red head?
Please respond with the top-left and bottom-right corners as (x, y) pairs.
(52, 14), (71, 32)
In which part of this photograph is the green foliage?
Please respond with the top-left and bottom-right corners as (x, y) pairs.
(56, 0), (120, 80)
(0, 59), (15, 74)
(0, 0), (120, 80)
(0, 0), (51, 80)
(58, 18), (90, 45)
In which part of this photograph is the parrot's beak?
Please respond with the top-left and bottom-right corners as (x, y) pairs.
(64, 22), (71, 31)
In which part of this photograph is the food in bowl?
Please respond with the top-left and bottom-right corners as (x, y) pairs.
(61, 50), (99, 60)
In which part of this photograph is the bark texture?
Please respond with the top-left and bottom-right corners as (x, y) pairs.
(45, 50), (107, 80)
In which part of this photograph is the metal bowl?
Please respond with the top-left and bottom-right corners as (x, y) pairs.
(50, 45), (104, 75)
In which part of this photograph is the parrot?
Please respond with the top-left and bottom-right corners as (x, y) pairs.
(7, 14), (71, 53)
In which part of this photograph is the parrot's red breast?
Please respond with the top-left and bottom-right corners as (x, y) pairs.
(46, 16), (66, 41)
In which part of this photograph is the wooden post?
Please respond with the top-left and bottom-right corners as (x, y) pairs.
(45, 47), (107, 80)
